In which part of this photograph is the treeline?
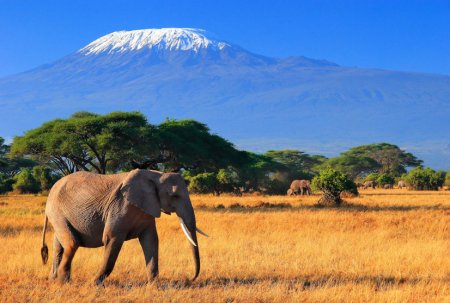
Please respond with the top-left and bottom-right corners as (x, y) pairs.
(1, 111), (449, 195)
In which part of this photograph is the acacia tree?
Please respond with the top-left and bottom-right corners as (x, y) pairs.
(342, 143), (422, 176)
(156, 119), (247, 172)
(12, 112), (156, 175)
(0, 136), (35, 177)
(264, 150), (326, 179)
(322, 155), (380, 180)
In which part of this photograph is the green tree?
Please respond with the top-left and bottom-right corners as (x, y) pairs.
(311, 168), (358, 206)
(0, 173), (14, 194)
(12, 112), (155, 174)
(323, 155), (380, 180)
(13, 168), (40, 194)
(376, 174), (395, 187)
(187, 172), (219, 195)
(364, 173), (380, 182)
(405, 167), (445, 190)
(264, 150), (325, 179)
(0, 136), (35, 177)
(445, 172), (450, 187)
(157, 119), (246, 172)
(216, 167), (242, 195)
(237, 152), (286, 193)
(342, 143), (422, 176)
(32, 166), (58, 192)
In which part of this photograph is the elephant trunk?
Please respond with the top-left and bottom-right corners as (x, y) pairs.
(177, 203), (200, 281)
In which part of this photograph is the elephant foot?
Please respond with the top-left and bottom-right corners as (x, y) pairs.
(94, 274), (107, 286)
(57, 273), (71, 284)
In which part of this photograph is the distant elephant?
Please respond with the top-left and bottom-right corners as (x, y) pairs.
(383, 184), (393, 189)
(287, 189), (294, 196)
(398, 180), (407, 189)
(363, 180), (377, 189)
(289, 180), (311, 196)
(41, 169), (207, 285)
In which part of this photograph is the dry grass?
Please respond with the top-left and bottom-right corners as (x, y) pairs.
(0, 189), (449, 302)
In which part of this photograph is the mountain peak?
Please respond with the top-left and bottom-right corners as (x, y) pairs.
(79, 28), (231, 55)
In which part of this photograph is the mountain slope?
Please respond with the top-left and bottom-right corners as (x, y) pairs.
(0, 28), (449, 168)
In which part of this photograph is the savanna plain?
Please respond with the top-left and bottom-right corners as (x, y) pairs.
(0, 190), (449, 302)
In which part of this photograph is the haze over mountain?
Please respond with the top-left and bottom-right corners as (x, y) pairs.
(0, 28), (449, 168)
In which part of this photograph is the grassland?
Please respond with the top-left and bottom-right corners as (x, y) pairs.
(0, 190), (449, 302)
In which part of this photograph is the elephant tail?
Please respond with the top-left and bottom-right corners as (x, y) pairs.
(41, 216), (49, 265)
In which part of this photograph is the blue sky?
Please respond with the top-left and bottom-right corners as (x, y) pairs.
(0, 0), (449, 77)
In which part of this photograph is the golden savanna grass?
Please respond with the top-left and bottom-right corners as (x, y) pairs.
(0, 190), (449, 302)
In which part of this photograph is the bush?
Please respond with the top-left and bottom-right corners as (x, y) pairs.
(376, 174), (395, 187)
(311, 168), (358, 206)
(405, 167), (445, 190)
(13, 168), (40, 194)
(445, 172), (450, 187)
(187, 172), (218, 195)
(364, 173), (380, 182)
(33, 166), (57, 192)
(0, 173), (14, 194)
(217, 167), (242, 195)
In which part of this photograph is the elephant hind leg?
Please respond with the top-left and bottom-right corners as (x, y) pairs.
(52, 220), (81, 284)
(57, 242), (78, 284)
(51, 236), (63, 279)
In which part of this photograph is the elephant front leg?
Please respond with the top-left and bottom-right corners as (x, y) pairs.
(94, 236), (125, 285)
(138, 226), (159, 281)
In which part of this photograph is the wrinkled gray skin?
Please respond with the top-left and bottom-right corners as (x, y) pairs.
(41, 169), (201, 285)
(289, 180), (311, 196)
(398, 180), (407, 189)
(363, 180), (377, 189)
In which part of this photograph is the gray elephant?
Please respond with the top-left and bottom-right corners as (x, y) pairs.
(398, 180), (407, 189)
(41, 169), (207, 285)
(383, 184), (393, 189)
(289, 180), (311, 196)
(363, 180), (377, 189)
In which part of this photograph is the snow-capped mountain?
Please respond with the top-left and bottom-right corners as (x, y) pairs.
(0, 28), (449, 168)
(79, 28), (231, 54)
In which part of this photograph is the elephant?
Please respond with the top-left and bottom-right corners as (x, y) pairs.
(287, 189), (294, 196)
(363, 180), (377, 189)
(289, 180), (311, 196)
(398, 180), (407, 189)
(40, 169), (208, 285)
(383, 184), (393, 189)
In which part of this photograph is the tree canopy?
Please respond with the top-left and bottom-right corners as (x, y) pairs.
(12, 112), (154, 174)
(323, 155), (380, 180)
(156, 119), (247, 172)
(342, 143), (422, 176)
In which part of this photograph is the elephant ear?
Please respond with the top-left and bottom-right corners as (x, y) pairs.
(120, 169), (161, 218)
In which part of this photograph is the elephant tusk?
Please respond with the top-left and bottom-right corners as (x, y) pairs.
(196, 227), (209, 237)
(179, 219), (197, 247)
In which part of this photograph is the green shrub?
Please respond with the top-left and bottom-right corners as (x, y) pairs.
(364, 173), (380, 182)
(311, 168), (358, 206)
(13, 168), (40, 194)
(0, 173), (14, 194)
(445, 172), (450, 187)
(376, 174), (395, 187)
(405, 167), (445, 190)
(187, 172), (218, 195)
(217, 167), (242, 195)
(32, 166), (57, 192)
